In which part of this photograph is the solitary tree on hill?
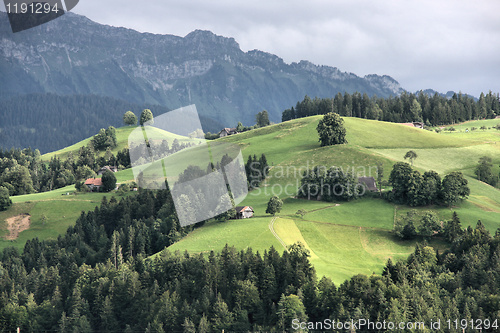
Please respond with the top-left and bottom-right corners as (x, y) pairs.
(123, 111), (137, 126)
(404, 150), (418, 166)
(140, 109), (154, 126)
(475, 156), (498, 186)
(266, 195), (283, 216)
(236, 121), (244, 132)
(316, 112), (347, 146)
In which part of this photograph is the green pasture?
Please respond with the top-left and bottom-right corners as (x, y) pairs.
(3, 116), (499, 284)
(42, 125), (192, 161)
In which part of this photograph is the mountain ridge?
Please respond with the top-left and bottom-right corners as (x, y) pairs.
(1, 11), (404, 127)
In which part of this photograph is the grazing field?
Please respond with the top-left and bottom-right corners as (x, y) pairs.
(292, 220), (418, 282)
(343, 117), (478, 148)
(167, 209), (419, 284)
(167, 217), (283, 253)
(442, 118), (500, 131)
(435, 119), (500, 142)
(302, 198), (395, 230)
(3, 182), (136, 251)
(0, 200), (101, 250)
(3, 115), (499, 283)
(372, 144), (500, 175)
(41, 125), (190, 161)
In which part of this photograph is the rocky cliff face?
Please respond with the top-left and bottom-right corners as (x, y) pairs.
(0, 11), (404, 126)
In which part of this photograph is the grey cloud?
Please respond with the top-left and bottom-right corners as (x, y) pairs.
(64, 0), (500, 96)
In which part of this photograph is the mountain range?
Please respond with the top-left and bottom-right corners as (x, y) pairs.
(0, 11), (405, 132)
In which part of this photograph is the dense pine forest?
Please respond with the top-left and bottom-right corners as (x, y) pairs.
(0, 188), (499, 332)
(282, 91), (500, 125)
(0, 94), (152, 154)
(0, 94), (222, 154)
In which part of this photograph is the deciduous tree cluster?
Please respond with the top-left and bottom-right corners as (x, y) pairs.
(387, 162), (470, 207)
(298, 165), (361, 201)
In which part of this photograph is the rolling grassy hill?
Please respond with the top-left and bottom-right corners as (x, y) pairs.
(443, 118), (500, 131)
(2, 116), (499, 284)
(41, 125), (191, 161)
(166, 116), (500, 283)
(436, 118), (500, 142)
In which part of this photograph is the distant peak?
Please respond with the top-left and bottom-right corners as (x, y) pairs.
(364, 74), (404, 95)
(184, 29), (215, 38)
(184, 29), (240, 49)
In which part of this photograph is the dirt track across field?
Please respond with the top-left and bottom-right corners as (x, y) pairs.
(5, 214), (31, 240)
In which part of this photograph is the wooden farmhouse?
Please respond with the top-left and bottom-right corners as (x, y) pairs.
(235, 206), (254, 219)
(84, 178), (102, 191)
(97, 166), (118, 175)
(218, 128), (239, 138)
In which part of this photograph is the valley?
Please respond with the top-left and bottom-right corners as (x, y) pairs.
(2, 116), (498, 284)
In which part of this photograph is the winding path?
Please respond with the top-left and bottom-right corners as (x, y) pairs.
(268, 217), (288, 250)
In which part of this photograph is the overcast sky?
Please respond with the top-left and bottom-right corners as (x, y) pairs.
(4, 0), (500, 96)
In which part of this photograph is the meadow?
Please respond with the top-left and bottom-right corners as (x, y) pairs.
(2, 116), (499, 284)
(41, 125), (191, 161)
(167, 116), (499, 283)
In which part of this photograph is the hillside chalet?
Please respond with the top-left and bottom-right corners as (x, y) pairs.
(84, 178), (102, 191)
(235, 206), (254, 219)
(98, 166), (117, 175)
(219, 128), (238, 138)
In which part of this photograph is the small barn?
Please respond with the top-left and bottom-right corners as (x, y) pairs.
(219, 128), (239, 138)
(98, 166), (118, 175)
(399, 122), (425, 129)
(412, 122), (424, 129)
(235, 206), (254, 219)
(84, 178), (102, 191)
(358, 177), (377, 192)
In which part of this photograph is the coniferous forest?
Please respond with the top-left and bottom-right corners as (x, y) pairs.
(0, 94), (223, 154)
(0, 189), (499, 332)
(282, 91), (500, 125)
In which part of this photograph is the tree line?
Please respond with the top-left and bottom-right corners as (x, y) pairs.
(0, 93), (181, 154)
(282, 91), (500, 125)
(0, 188), (499, 331)
(0, 144), (131, 196)
(394, 210), (461, 241)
